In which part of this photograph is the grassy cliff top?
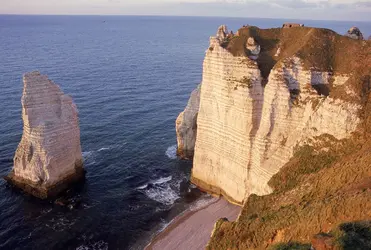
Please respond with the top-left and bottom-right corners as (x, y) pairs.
(206, 25), (371, 249)
(223, 26), (371, 79)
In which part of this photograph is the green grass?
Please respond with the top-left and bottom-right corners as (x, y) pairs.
(270, 242), (311, 250)
(337, 221), (371, 250)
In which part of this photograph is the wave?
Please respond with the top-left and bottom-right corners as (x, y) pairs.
(136, 184), (148, 190)
(97, 147), (110, 152)
(189, 195), (217, 211)
(137, 175), (180, 206)
(82, 151), (93, 158)
(152, 176), (172, 185)
(144, 185), (180, 206)
(76, 240), (108, 250)
(136, 176), (172, 190)
(82, 146), (110, 165)
(165, 145), (177, 160)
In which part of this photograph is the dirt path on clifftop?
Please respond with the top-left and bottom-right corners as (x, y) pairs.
(145, 198), (240, 250)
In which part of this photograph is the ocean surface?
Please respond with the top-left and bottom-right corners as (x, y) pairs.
(0, 15), (370, 250)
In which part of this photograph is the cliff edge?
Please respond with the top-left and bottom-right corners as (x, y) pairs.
(176, 25), (371, 248)
(5, 72), (84, 199)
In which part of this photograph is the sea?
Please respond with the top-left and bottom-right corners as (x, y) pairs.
(0, 15), (370, 250)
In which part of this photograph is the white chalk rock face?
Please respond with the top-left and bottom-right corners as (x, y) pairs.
(248, 57), (360, 196)
(216, 25), (228, 41)
(191, 33), (264, 204)
(176, 85), (200, 159)
(186, 27), (361, 205)
(6, 72), (84, 199)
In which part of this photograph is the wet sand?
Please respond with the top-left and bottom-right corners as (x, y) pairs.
(145, 198), (240, 250)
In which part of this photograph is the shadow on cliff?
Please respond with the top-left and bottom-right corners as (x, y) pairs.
(224, 26), (279, 83)
(247, 27), (279, 83)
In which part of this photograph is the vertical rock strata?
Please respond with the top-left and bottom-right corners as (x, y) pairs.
(179, 26), (362, 205)
(248, 58), (360, 197)
(176, 85), (200, 159)
(192, 35), (264, 204)
(6, 72), (84, 199)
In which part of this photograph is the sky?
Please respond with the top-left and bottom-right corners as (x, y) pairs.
(1, 0), (371, 21)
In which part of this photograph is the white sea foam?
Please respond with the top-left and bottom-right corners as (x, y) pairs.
(189, 195), (217, 211)
(82, 151), (93, 158)
(46, 217), (77, 232)
(76, 240), (108, 250)
(144, 185), (180, 206)
(136, 184), (148, 190)
(165, 145), (177, 160)
(138, 175), (181, 206)
(151, 176), (172, 185)
(97, 147), (110, 152)
(82, 151), (96, 165)
(136, 176), (172, 190)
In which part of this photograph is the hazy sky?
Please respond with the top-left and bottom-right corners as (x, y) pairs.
(1, 0), (371, 21)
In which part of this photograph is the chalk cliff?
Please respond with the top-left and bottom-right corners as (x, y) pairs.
(6, 72), (84, 199)
(178, 26), (367, 205)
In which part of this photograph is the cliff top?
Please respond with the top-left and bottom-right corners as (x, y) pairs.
(222, 26), (371, 78)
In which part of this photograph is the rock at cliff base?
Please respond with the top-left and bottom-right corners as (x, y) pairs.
(176, 85), (200, 159)
(346, 27), (364, 40)
(5, 71), (84, 199)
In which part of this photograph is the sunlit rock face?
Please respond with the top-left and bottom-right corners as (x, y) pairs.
(191, 32), (265, 204)
(182, 26), (361, 205)
(176, 85), (200, 159)
(6, 71), (84, 199)
(248, 57), (360, 197)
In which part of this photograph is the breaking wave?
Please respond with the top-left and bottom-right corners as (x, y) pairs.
(165, 145), (177, 160)
(97, 147), (110, 152)
(152, 176), (172, 185)
(137, 176), (180, 206)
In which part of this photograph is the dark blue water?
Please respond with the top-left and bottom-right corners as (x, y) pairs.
(0, 15), (370, 250)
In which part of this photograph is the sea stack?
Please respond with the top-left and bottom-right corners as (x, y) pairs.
(176, 85), (200, 159)
(5, 71), (84, 199)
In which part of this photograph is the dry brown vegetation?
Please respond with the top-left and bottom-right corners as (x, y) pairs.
(207, 133), (371, 249)
(207, 26), (371, 250)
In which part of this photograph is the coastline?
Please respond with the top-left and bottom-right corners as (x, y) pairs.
(145, 197), (240, 250)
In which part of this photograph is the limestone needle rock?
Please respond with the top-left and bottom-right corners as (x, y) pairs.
(5, 71), (84, 199)
(176, 85), (200, 159)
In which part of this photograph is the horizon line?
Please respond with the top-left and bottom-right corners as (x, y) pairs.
(0, 13), (370, 23)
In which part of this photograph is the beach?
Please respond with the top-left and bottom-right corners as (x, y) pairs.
(146, 198), (240, 250)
